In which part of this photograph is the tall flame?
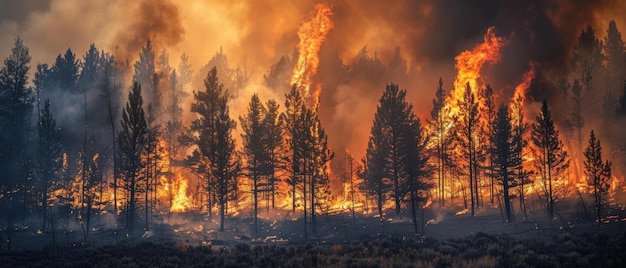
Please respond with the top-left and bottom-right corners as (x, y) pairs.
(510, 62), (537, 123)
(170, 175), (191, 213)
(452, 26), (507, 104)
(290, 3), (334, 100)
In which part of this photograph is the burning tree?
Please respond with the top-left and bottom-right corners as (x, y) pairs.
(531, 100), (570, 219)
(455, 83), (481, 216)
(179, 67), (237, 232)
(583, 130), (612, 227)
(117, 81), (149, 234)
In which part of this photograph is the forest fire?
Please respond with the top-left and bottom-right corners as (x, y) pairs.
(1, 2), (625, 265)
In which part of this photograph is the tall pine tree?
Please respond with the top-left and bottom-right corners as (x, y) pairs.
(117, 81), (148, 234)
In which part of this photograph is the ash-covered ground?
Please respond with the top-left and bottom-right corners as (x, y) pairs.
(1, 197), (625, 267)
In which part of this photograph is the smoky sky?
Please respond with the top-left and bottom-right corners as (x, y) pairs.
(1, 0), (625, 161)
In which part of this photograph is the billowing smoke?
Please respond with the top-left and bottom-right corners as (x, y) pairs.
(1, 0), (625, 170)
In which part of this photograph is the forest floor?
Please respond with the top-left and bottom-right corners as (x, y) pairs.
(1, 195), (625, 266)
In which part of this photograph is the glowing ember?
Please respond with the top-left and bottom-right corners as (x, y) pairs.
(290, 3), (334, 100)
(170, 177), (191, 213)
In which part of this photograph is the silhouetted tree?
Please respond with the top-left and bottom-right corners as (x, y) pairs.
(117, 81), (148, 234)
(280, 85), (305, 213)
(180, 67), (237, 232)
(240, 93), (268, 234)
(456, 83), (480, 216)
(51, 48), (80, 93)
(79, 44), (101, 92)
(36, 99), (62, 232)
(531, 100), (570, 219)
(264, 99), (282, 209)
(491, 105), (516, 222)
(583, 130), (612, 227)
(366, 83), (427, 228)
(430, 78), (450, 207)
(133, 39), (156, 94)
(0, 37), (32, 250)
(480, 85), (497, 204)
(604, 21), (625, 94)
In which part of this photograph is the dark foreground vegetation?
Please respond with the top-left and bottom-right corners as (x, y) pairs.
(1, 231), (624, 268)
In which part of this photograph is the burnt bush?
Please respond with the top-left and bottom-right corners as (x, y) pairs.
(0, 231), (623, 267)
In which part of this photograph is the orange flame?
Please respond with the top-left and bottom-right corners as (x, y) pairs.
(290, 3), (333, 100)
(452, 26), (507, 106)
(170, 176), (191, 213)
(510, 62), (537, 123)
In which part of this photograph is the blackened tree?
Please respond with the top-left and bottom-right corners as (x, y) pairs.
(480, 85), (497, 204)
(491, 105), (516, 222)
(280, 85), (305, 213)
(117, 81), (148, 234)
(263, 99), (282, 209)
(456, 83), (480, 217)
(531, 99), (570, 219)
(0, 37), (32, 250)
(366, 83), (429, 230)
(133, 39), (156, 94)
(51, 48), (80, 93)
(240, 93), (268, 234)
(583, 130), (612, 227)
(36, 99), (62, 232)
(430, 78), (449, 207)
(604, 21), (625, 94)
(78, 44), (101, 92)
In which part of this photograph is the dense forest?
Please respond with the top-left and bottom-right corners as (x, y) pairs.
(0, 1), (625, 266)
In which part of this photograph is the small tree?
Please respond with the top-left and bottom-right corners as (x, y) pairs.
(117, 81), (148, 234)
(490, 105), (517, 222)
(531, 99), (569, 219)
(179, 67), (237, 232)
(583, 130), (611, 227)
(37, 99), (63, 232)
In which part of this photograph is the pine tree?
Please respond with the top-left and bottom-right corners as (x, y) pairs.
(491, 105), (516, 222)
(133, 39), (156, 93)
(179, 67), (237, 232)
(531, 99), (570, 219)
(177, 53), (193, 92)
(240, 93), (268, 234)
(117, 81), (148, 234)
(480, 85), (497, 204)
(309, 106), (333, 235)
(280, 85), (305, 213)
(366, 83), (430, 231)
(583, 130), (612, 227)
(604, 21), (625, 94)
(0, 37), (32, 250)
(79, 44), (101, 91)
(263, 99), (282, 209)
(456, 83), (480, 216)
(430, 78), (449, 207)
(36, 99), (62, 232)
(51, 48), (80, 93)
